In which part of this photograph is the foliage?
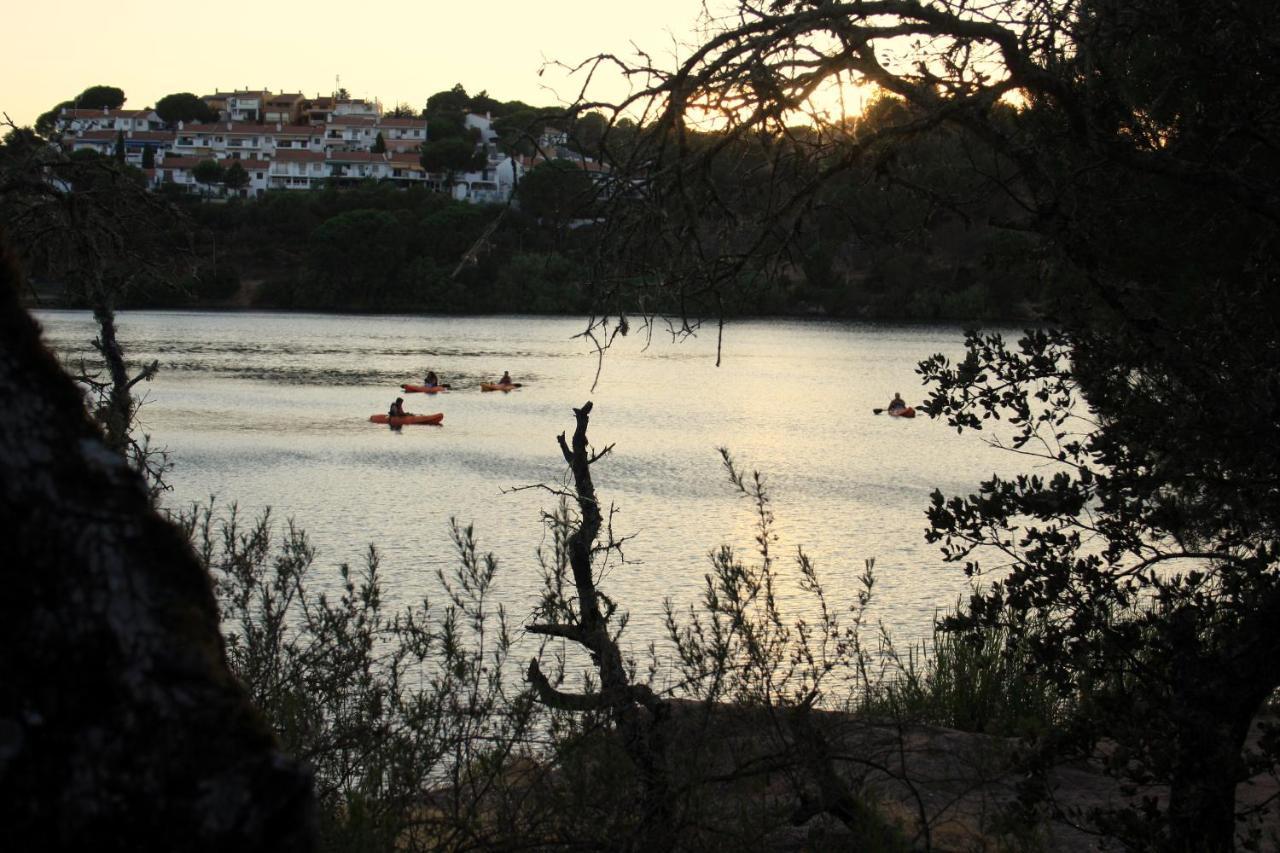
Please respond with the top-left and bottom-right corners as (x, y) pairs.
(307, 208), (405, 305)
(419, 136), (485, 176)
(191, 158), (224, 187)
(222, 161), (249, 191)
(35, 84), (125, 136)
(424, 83), (471, 117)
(181, 502), (547, 850)
(516, 159), (596, 244)
(567, 0), (1280, 846)
(867, 602), (1066, 739)
(0, 119), (191, 498)
(155, 92), (218, 125)
(493, 252), (584, 313)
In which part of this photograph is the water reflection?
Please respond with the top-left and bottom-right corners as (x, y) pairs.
(38, 309), (1021, 648)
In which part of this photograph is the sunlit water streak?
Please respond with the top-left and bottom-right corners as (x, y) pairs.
(38, 309), (1028, 665)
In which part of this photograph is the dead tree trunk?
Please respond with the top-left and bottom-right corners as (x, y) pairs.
(525, 401), (673, 848)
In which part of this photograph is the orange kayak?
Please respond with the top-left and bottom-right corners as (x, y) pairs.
(402, 384), (447, 394)
(480, 383), (521, 392)
(369, 413), (444, 426)
(888, 407), (916, 418)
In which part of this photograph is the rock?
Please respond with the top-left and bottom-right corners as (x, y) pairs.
(0, 230), (315, 851)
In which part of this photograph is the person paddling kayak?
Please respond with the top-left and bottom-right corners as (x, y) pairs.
(389, 397), (411, 418)
(496, 370), (513, 386)
(887, 392), (907, 414)
(424, 370), (440, 388)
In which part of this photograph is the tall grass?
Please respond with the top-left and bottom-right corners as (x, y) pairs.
(866, 605), (1067, 738)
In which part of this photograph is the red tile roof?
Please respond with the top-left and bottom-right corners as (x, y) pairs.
(74, 128), (168, 142)
(273, 150), (326, 162)
(61, 108), (155, 119)
(77, 130), (175, 142)
(156, 157), (205, 169)
(157, 156), (268, 170)
(326, 151), (384, 163)
(272, 125), (323, 137)
(179, 122), (280, 136)
(377, 118), (426, 128)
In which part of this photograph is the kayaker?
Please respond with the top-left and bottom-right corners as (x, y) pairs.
(389, 397), (409, 418)
(887, 392), (907, 413)
(425, 370), (439, 388)
(497, 370), (513, 386)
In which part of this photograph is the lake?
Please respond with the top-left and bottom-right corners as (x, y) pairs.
(37, 310), (1024, 655)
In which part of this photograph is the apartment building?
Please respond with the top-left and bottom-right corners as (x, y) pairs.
(62, 87), (604, 205)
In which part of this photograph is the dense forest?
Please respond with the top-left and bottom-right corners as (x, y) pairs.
(11, 84), (1047, 320)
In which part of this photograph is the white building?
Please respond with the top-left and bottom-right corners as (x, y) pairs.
(172, 122), (259, 159)
(332, 97), (381, 120)
(56, 107), (161, 141)
(269, 150), (328, 190)
(152, 156), (270, 198)
(72, 130), (173, 166)
(386, 151), (428, 186)
(324, 116), (378, 150)
(326, 150), (390, 182)
(270, 124), (326, 155)
(375, 118), (427, 152)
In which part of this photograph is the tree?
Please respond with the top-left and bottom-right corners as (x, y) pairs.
(35, 84), (126, 138)
(419, 136), (485, 184)
(141, 145), (155, 170)
(425, 83), (470, 117)
(222, 160), (249, 193)
(308, 209), (406, 305)
(371, 131), (386, 154)
(0, 117), (192, 494)
(516, 159), (596, 249)
(577, 0), (1280, 848)
(74, 85), (125, 111)
(155, 92), (218, 125)
(113, 130), (126, 163)
(191, 158), (224, 192)
(466, 89), (502, 117)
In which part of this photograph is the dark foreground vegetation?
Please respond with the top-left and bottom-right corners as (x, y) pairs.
(4, 0), (1280, 850)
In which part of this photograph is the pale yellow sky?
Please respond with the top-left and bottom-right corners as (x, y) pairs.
(2, 1), (721, 127)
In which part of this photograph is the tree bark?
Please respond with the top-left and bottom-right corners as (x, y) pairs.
(0, 231), (315, 851)
(527, 402), (673, 848)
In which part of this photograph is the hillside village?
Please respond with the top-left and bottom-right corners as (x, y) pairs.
(54, 88), (604, 204)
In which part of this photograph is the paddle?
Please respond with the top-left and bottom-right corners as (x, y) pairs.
(872, 407), (885, 415)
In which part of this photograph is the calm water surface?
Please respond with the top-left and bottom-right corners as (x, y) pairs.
(38, 310), (1024, 651)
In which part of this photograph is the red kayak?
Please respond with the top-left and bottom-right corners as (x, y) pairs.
(401, 384), (447, 394)
(369, 413), (444, 426)
(888, 407), (916, 418)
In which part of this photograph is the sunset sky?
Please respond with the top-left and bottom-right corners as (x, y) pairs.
(3, 0), (718, 127)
